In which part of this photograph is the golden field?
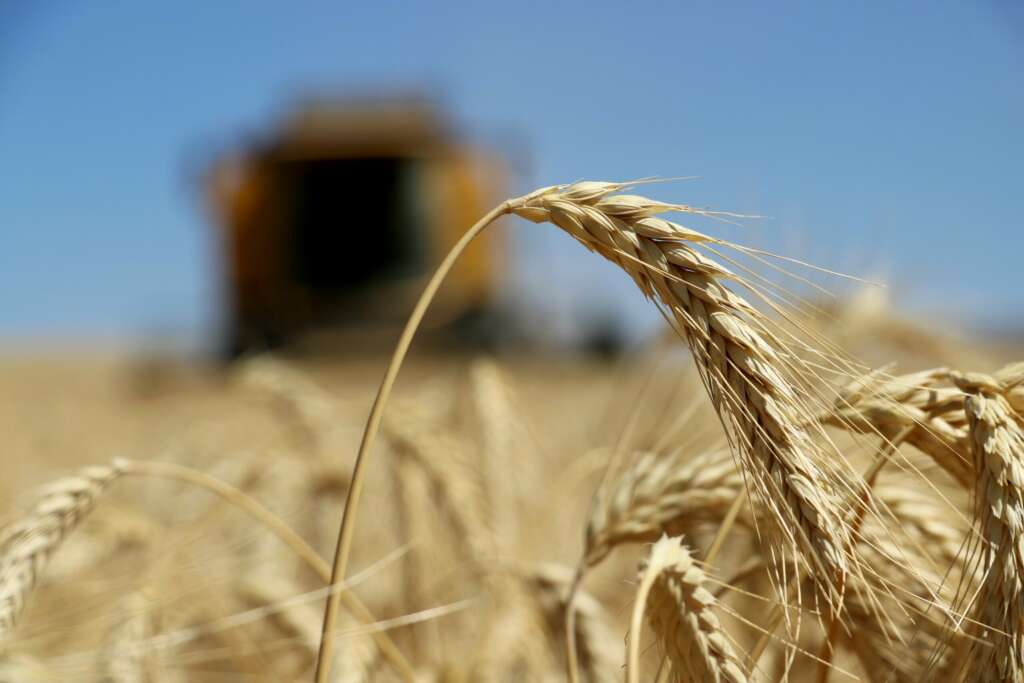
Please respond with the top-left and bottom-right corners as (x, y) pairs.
(4, 183), (1024, 683)
(0, 288), (1021, 682)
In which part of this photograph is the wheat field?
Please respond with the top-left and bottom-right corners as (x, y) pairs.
(3, 181), (1023, 682)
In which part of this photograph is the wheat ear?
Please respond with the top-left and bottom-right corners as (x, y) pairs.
(631, 535), (747, 683)
(952, 367), (1024, 683)
(97, 593), (170, 683)
(584, 449), (744, 567)
(0, 461), (124, 635)
(572, 449), (742, 683)
(470, 577), (558, 683)
(873, 483), (965, 570)
(513, 182), (852, 601)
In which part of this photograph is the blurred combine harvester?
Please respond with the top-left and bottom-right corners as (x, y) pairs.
(206, 97), (506, 357)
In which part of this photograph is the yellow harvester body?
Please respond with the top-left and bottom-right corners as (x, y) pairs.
(206, 99), (506, 355)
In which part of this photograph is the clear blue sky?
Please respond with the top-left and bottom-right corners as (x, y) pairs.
(1, 1), (1022, 346)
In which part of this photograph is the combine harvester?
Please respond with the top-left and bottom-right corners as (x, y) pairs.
(205, 97), (507, 357)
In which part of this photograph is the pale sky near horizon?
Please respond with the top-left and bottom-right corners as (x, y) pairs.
(1, 2), (1022, 348)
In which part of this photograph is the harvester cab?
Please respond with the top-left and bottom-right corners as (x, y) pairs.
(205, 98), (506, 357)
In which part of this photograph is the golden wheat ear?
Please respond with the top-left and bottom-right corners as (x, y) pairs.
(512, 182), (855, 608)
(0, 461), (124, 635)
(951, 368), (1024, 683)
(632, 535), (748, 683)
(584, 448), (744, 568)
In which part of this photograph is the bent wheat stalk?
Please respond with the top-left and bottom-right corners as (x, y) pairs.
(316, 180), (854, 679)
(314, 201), (513, 682)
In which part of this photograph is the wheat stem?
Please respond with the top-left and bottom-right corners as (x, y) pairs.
(314, 199), (515, 683)
(749, 607), (785, 669)
(628, 562), (661, 683)
(564, 565), (585, 683)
